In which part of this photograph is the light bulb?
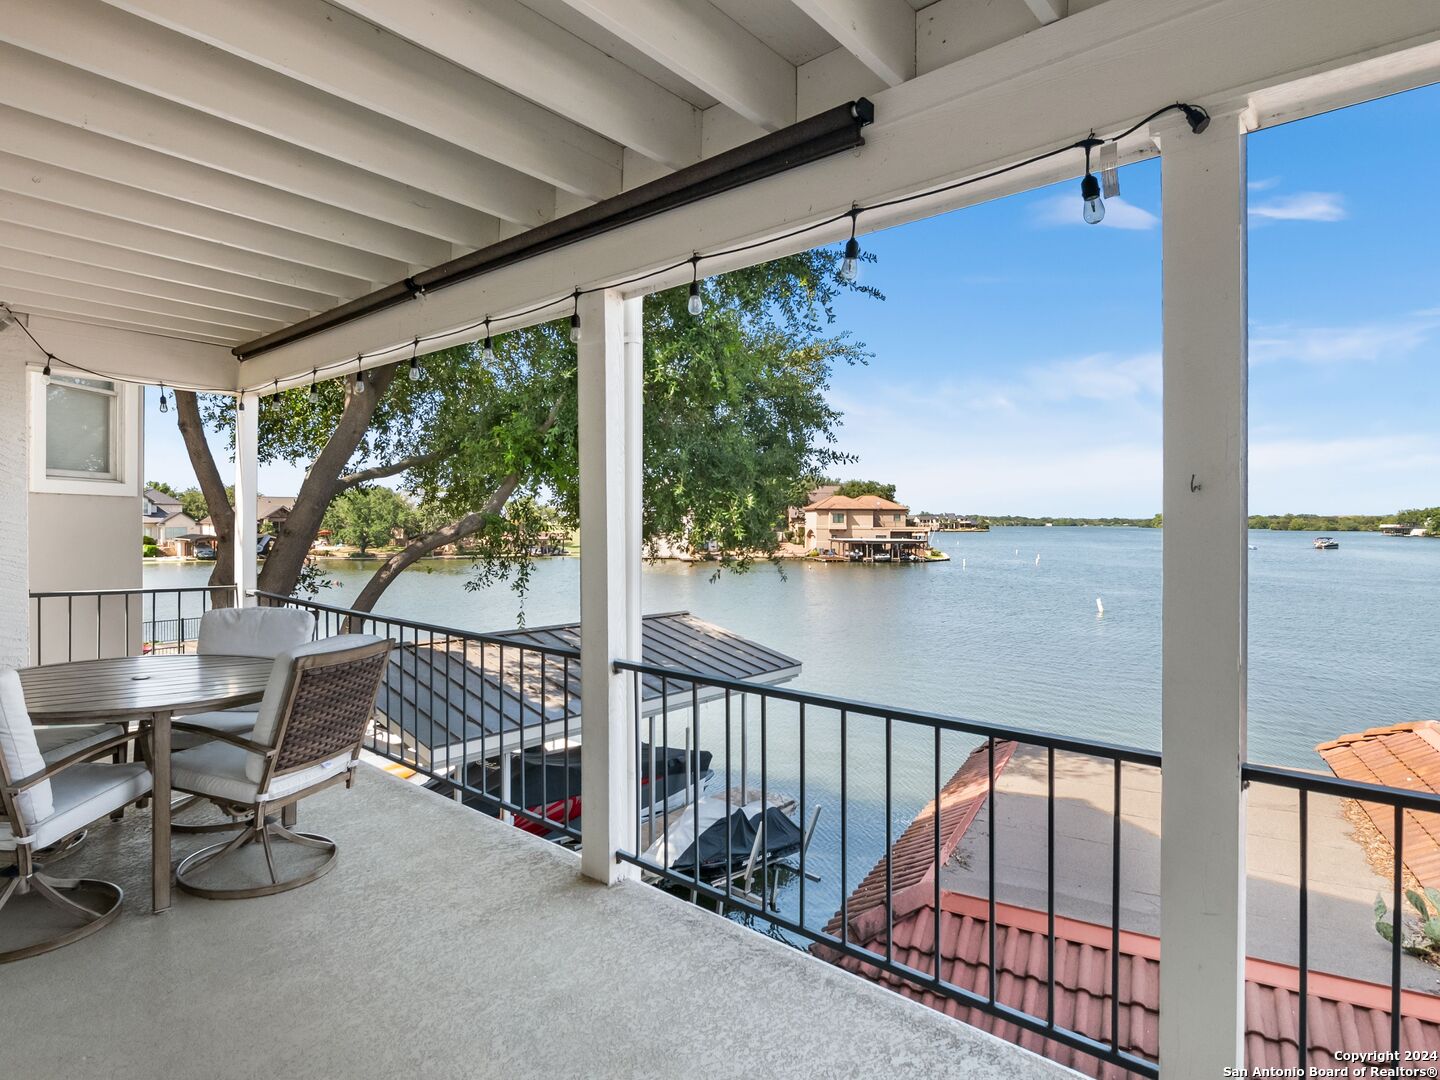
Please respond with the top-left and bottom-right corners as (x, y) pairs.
(839, 236), (861, 283)
(482, 335), (495, 362)
(570, 312), (582, 344)
(687, 280), (703, 316)
(354, 372), (365, 395)
(308, 385), (320, 405)
(1081, 173), (1105, 225)
(158, 390), (169, 414)
(409, 357), (421, 382)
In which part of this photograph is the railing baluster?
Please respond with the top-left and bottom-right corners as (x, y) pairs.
(934, 725), (942, 983)
(724, 688), (732, 904)
(1393, 801), (1403, 1054)
(1047, 745), (1056, 1029)
(798, 701), (806, 929)
(692, 681), (702, 894)
(840, 706), (848, 949)
(885, 714), (893, 967)
(988, 735), (996, 1005)
(1298, 787), (1308, 1069)
(1112, 758), (1122, 1055)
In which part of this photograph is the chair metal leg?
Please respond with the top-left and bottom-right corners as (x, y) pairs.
(175, 812), (337, 900)
(0, 859), (123, 965)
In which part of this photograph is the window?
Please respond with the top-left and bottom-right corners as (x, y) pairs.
(831, 512), (846, 525)
(45, 376), (117, 480)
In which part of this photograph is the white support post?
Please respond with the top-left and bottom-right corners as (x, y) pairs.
(578, 289), (641, 884)
(233, 392), (258, 606)
(1157, 112), (1248, 1074)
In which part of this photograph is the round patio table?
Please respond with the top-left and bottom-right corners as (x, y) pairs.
(19, 654), (274, 913)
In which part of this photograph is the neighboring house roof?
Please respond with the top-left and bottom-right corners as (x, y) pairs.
(143, 487), (181, 511)
(198, 496), (295, 529)
(804, 494), (909, 512)
(376, 611), (802, 762)
(1316, 721), (1440, 892)
(816, 733), (1440, 1075)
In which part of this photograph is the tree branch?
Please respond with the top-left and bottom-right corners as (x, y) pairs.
(335, 447), (452, 491)
(174, 390), (235, 602)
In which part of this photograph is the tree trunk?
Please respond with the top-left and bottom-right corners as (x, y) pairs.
(347, 475), (521, 618)
(174, 390), (235, 607)
(256, 364), (400, 599)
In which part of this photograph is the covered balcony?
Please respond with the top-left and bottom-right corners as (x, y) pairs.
(4, 3), (1440, 1078)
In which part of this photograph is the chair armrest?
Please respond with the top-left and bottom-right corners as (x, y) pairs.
(170, 721), (275, 758)
(3, 729), (144, 795)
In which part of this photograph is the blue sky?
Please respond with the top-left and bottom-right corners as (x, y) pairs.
(144, 84), (1440, 516)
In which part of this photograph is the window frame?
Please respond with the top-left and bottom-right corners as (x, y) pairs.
(29, 369), (141, 497)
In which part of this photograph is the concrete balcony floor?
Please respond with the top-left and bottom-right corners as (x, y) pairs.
(2, 766), (1067, 1080)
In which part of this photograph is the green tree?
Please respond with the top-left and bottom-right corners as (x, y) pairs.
(178, 487), (211, 522)
(834, 479), (897, 501)
(146, 480), (178, 497)
(322, 487), (416, 554)
(174, 248), (874, 614)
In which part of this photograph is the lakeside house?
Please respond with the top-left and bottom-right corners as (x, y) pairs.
(802, 492), (931, 560)
(197, 495), (293, 537)
(140, 487), (196, 546)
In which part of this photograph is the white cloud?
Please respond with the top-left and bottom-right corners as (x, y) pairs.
(1248, 176), (1282, 192)
(1250, 435), (1440, 513)
(1249, 191), (1345, 222)
(1250, 318), (1435, 365)
(1031, 195), (1158, 231)
(1025, 352), (1161, 403)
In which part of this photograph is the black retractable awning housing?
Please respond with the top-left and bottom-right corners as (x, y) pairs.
(236, 98), (874, 360)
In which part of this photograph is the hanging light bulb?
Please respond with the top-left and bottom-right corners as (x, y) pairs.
(1080, 137), (1105, 225)
(687, 256), (704, 316)
(482, 318), (495, 362)
(42, 354), (53, 384)
(353, 355), (365, 395)
(839, 208), (861, 283)
(409, 338), (422, 382)
(569, 293), (582, 344)
(158, 384), (169, 414)
(307, 369), (319, 406)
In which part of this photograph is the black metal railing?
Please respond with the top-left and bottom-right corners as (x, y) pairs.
(28, 586), (237, 665)
(1242, 762), (1440, 1059)
(256, 591), (583, 841)
(613, 658), (1162, 1077)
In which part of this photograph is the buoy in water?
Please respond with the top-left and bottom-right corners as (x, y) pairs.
(1096, 597), (1104, 617)
(961, 558), (966, 569)
(1035, 554), (1040, 566)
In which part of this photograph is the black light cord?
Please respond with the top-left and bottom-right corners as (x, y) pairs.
(6, 103), (1210, 396)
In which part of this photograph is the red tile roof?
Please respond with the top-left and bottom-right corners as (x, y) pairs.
(820, 741), (1015, 944)
(803, 494), (909, 512)
(1317, 721), (1440, 892)
(824, 891), (1440, 1076)
(817, 733), (1440, 1073)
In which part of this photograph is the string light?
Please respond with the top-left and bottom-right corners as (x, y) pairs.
(353, 354), (365, 395)
(1079, 136), (1105, 224)
(569, 292), (582, 344)
(482, 318), (495, 362)
(839, 207), (861, 283)
(307, 368), (320, 406)
(158, 383), (169, 414)
(42, 355), (52, 383)
(409, 338), (422, 382)
(687, 255), (704, 316)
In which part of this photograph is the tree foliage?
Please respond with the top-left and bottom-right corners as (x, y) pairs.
(833, 479), (897, 501)
(322, 487), (417, 553)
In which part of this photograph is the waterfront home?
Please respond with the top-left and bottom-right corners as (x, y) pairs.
(785, 483), (840, 538)
(2, 3), (1436, 1076)
(197, 495), (293, 536)
(140, 487), (196, 544)
(803, 493), (930, 559)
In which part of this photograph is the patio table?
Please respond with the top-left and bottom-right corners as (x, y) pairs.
(19, 654), (274, 913)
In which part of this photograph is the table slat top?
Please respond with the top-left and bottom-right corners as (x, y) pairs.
(19, 654), (274, 720)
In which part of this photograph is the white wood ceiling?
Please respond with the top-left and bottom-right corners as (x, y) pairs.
(0, 0), (1084, 348)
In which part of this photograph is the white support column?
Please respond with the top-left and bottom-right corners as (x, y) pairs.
(1157, 112), (1248, 1074)
(578, 289), (642, 884)
(233, 392), (258, 605)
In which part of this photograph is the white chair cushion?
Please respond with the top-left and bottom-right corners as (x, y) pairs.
(171, 741), (353, 806)
(0, 669), (53, 825)
(170, 710), (256, 751)
(247, 634), (385, 784)
(36, 723), (125, 765)
(197, 607), (316, 659)
(0, 763), (151, 851)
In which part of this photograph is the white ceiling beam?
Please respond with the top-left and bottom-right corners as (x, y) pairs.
(240, 0), (1440, 389)
(0, 191), (371, 300)
(0, 107), (453, 268)
(554, 0), (796, 130)
(0, 0), (555, 228)
(0, 247), (308, 325)
(330, 0), (702, 169)
(0, 152), (409, 284)
(0, 268), (283, 334)
(787, 0), (916, 87)
(19, 314), (238, 390)
(0, 286), (248, 345)
(1021, 0), (1067, 25)
(100, 0), (623, 202)
(0, 48), (499, 248)
(1, 222), (336, 314)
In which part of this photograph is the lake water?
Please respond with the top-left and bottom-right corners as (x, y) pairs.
(146, 527), (1440, 928)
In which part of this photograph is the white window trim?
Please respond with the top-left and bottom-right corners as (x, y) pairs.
(29, 369), (142, 497)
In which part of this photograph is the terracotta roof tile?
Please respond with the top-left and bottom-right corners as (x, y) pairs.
(1317, 720), (1440, 892)
(802, 493), (910, 512)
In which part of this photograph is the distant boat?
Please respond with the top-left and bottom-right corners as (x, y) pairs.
(1313, 537), (1339, 550)
(1096, 597), (1104, 616)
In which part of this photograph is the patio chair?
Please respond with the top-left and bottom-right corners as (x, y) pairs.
(0, 669), (151, 963)
(170, 635), (391, 899)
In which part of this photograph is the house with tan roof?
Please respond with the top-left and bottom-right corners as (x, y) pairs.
(802, 493), (929, 560)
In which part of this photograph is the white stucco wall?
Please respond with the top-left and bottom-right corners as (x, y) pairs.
(0, 322), (31, 667)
